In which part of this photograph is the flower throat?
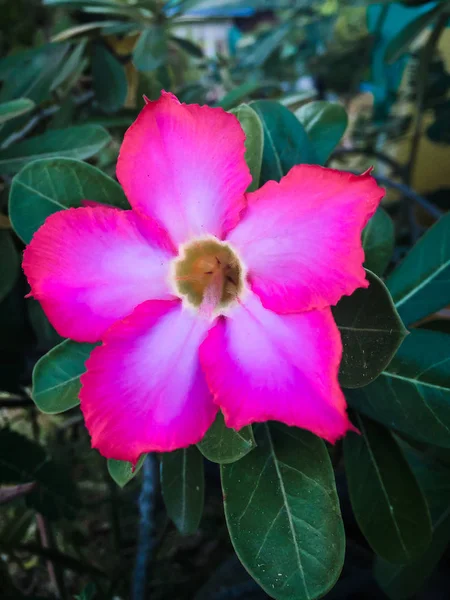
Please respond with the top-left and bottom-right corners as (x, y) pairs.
(173, 238), (243, 312)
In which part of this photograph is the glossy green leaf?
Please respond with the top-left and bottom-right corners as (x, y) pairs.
(170, 36), (204, 58)
(332, 270), (408, 388)
(384, 5), (443, 64)
(133, 27), (168, 72)
(222, 423), (345, 600)
(387, 213), (450, 326)
(0, 428), (79, 520)
(9, 158), (128, 243)
(344, 414), (431, 563)
(92, 43), (127, 113)
(230, 104), (263, 192)
(250, 100), (317, 185)
(0, 230), (19, 303)
(0, 125), (110, 175)
(219, 81), (281, 111)
(295, 101), (348, 165)
(375, 447), (450, 598)
(161, 446), (204, 535)
(197, 413), (256, 464)
(346, 329), (450, 447)
(0, 98), (34, 125)
(362, 207), (395, 276)
(108, 455), (146, 488)
(32, 339), (97, 413)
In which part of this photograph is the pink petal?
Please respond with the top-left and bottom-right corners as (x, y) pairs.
(199, 292), (352, 444)
(116, 91), (251, 247)
(80, 300), (217, 463)
(228, 165), (385, 313)
(23, 206), (175, 342)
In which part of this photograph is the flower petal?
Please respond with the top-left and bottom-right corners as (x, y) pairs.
(23, 206), (175, 342)
(228, 165), (385, 313)
(116, 91), (251, 247)
(80, 300), (217, 463)
(200, 293), (352, 443)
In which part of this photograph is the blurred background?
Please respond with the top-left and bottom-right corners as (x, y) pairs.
(0, 1), (449, 599)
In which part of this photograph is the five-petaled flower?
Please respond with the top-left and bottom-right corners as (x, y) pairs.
(23, 92), (384, 464)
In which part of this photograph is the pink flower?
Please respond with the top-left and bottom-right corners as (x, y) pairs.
(23, 92), (384, 464)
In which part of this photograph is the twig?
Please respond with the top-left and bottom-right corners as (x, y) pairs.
(36, 513), (67, 599)
(330, 148), (407, 178)
(374, 174), (443, 220)
(6, 543), (108, 578)
(131, 454), (158, 600)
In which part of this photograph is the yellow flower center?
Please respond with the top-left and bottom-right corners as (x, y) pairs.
(172, 238), (243, 312)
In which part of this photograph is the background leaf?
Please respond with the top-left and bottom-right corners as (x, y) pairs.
(230, 103), (263, 192)
(32, 339), (97, 414)
(0, 428), (78, 520)
(344, 414), (431, 563)
(332, 270), (408, 388)
(222, 423), (345, 600)
(9, 157), (128, 243)
(250, 100), (317, 185)
(0, 125), (111, 174)
(92, 43), (127, 114)
(387, 213), (450, 327)
(133, 27), (168, 72)
(0, 230), (20, 303)
(161, 446), (204, 536)
(346, 329), (450, 447)
(0, 98), (35, 125)
(107, 455), (146, 488)
(197, 413), (256, 465)
(362, 207), (395, 276)
(295, 100), (348, 165)
(384, 5), (443, 64)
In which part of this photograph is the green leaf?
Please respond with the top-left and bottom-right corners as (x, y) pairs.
(346, 329), (450, 448)
(197, 413), (256, 464)
(387, 213), (450, 326)
(344, 414), (431, 563)
(332, 270), (408, 389)
(9, 158), (128, 244)
(0, 98), (34, 125)
(51, 40), (87, 92)
(230, 104), (263, 192)
(0, 125), (111, 175)
(222, 423), (345, 600)
(0, 428), (79, 520)
(0, 230), (20, 303)
(384, 5), (443, 64)
(32, 339), (97, 414)
(107, 455), (146, 488)
(295, 101), (348, 165)
(362, 207), (395, 276)
(92, 43), (127, 114)
(218, 81), (281, 111)
(241, 22), (292, 68)
(374, 447), (450, 598)
(161, 446), (204, 535)
(375, 508), (450, 599)
(250, 100), (317, 185)
(133, 27), (168, 72)
(170, 35), (204, 58)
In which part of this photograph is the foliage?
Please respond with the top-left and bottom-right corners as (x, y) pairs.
(1, 0), (450, 599)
